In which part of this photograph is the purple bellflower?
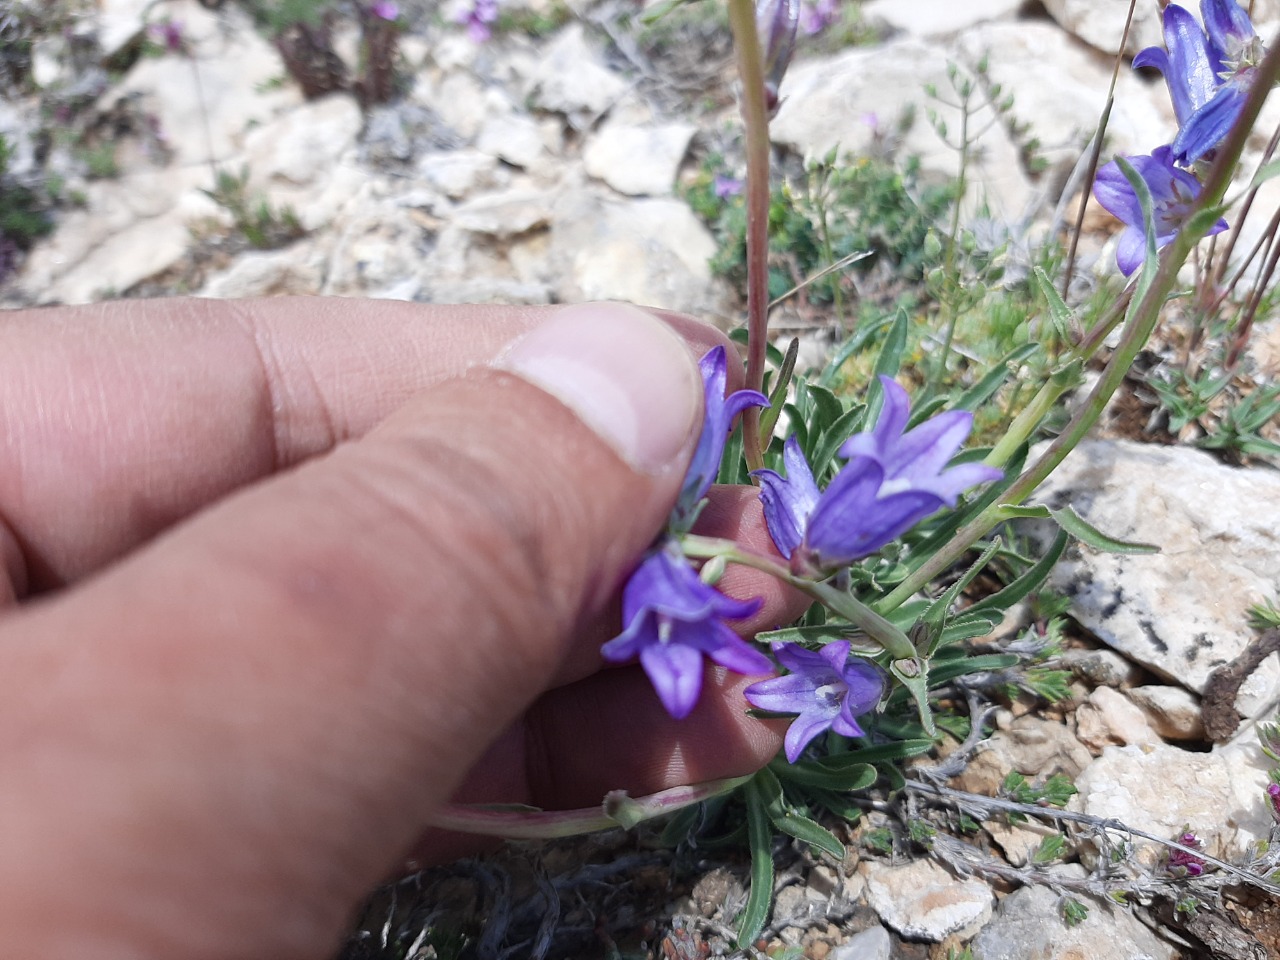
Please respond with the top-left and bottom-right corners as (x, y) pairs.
(671, 346), (769, 531)
(754, 376), (1002, 573)
(743, 640), (884, 762)
(1135, 0), (1264, 164)
(458, 0), (498, 42)
(757, 0), (800, 113)
(601, 539), (772, 719)
(1093, 145), (1228, 276)
(714, 174), (744, 199)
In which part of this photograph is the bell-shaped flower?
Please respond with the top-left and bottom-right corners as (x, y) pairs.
(756, 0), (800, 113)
(743, 640), (884, 762)
(671, 346), (769, 532)
(1093, 145), (1228, 276)
(1134, 4), (1220, 130)
(1135, 1), (1263, 164)
(601, 539), (772, 719)
(755, 377), (1002, 573)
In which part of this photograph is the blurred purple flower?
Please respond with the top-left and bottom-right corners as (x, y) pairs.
(755, 377), (1001, 572)
(370, 0), (400, 20)
(1093, 145), (1228, 276)
(601, 539), (771, 719)
(671, 346), (768, 531)
(1268, 782), (1280, 823)
(1166, 831), (1206, 877)
(148, 19), (185, 53)
(458, 0), (499, 42)
(744, 640), (883, 762)
(800, 0), (839, 35)
(713, 175), (743, 199)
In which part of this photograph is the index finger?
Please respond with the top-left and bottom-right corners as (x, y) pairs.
(0, 297), (731, 597)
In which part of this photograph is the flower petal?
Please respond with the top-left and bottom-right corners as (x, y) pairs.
(640, 641), (705, 719)
(1115, 226), (1147, 276)
(753, 436), (821, 558)
(782, 707), (839, 762)
(774, 640), (838, 676)
(744, 671), (823, 712)
(1174, 80), (1249, 164)
(705, 621), (773, 675)
(1093, 160), (1143, 227)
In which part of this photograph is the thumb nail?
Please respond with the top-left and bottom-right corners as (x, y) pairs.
(495, 303), (702, 474)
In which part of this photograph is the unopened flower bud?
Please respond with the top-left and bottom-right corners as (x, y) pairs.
(1268, 782), (1280, 823)
(756, 0), (799, 114)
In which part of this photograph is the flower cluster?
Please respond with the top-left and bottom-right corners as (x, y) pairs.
(601, 347), (769, 718)
(1165, 831), (1207, 877)
(602, 350), (999, 748)
(754, 376), (1002, 575)
(1093, 0), (1261, 274)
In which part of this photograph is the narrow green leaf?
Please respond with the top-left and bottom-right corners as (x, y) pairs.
(925, 653), (1020, 686)
(759, 337), (799, 444)
(891, 656), (936, 736)
(819, 311), (896, 387)
(806, 383), (846, 437)
(1115, 156), (1159, 300)
(921, 538), (1002, 632)
(997, 504), (1159, 554)
(1033, 265), (1073, 336)
(773, 811), (845, 859)
(738, 782), (775, 948)
(811, 402), (868, 478)
(807, 787), (864, 821)
(954, 342), (1039, 412)
(963, 527), (1069, 618)
(873, 306), (910, 379)
(772, 759), (877, 792)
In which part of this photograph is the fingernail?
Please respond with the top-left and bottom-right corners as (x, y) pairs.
(495, 303), (702, 474)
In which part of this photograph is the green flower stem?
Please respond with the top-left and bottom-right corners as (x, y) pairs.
(681, 535), (917, 660)
(727, 0), (772, 473)
(430, 775), (752, 839)
(983, 360), (1081, 471)
(877, 35), (1280, 615)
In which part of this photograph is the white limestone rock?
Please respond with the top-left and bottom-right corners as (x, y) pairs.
(106, 0), (299, 167)
(583, 120), (696, 196)
(245, 94), (363, 189)
(1029, 439), (1280, 717)
(476, 112), (546, 169)
(548, 187), (729, 319)
(452, 188), (555, 237)
(971, 865), (1178, 960)
(417, 150), (503, 200)
(771, 40), (1033, 222)
(1071, 741), (1274, 865)
(525, 24), (628, 128)
(953, 21), (1174, 168)
(861, 858), (993, 942)
(829, 925), (891, 960)
(1074, 685), (1159, 752)
(862, 0), (1026, 39)
(1040, 0), (1164, 56)
(197, 246), (323, 299)
(1127, 685), (1206, 741)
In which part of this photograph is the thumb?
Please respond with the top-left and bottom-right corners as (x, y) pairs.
(0, 303), (704, 960)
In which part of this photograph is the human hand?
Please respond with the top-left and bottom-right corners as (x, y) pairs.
(0, 297), (802, 959)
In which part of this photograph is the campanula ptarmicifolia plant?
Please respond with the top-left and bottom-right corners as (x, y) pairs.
(428, 0), (1280, 946)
